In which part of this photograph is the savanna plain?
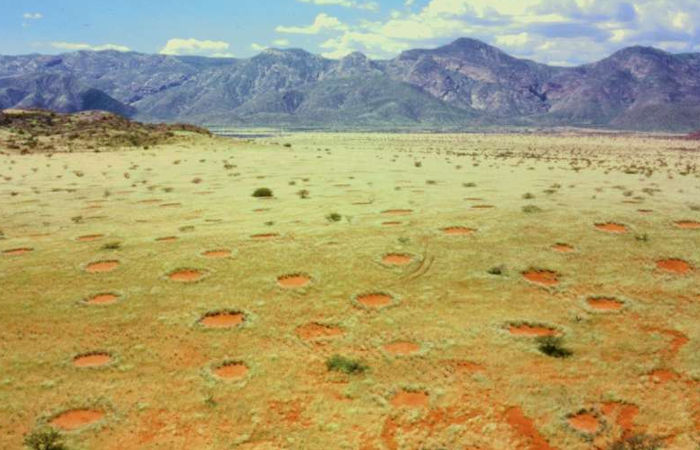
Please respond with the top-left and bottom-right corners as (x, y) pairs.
(1, 125), (698, 449)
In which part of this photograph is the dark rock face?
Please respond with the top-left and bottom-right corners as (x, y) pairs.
(1, 39), (699, 131)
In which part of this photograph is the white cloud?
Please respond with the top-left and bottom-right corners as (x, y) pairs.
(298, 0), (379, 11)
(276, 13), (347, 34)
(23, 12), (43, 20)
(251, 42), (266, 51)
(160, 38), (233, 57)
(272, 38), (291, 46)
(50, 42), (130, 52)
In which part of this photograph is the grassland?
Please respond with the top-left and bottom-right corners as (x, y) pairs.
(0, 129), (698, 449)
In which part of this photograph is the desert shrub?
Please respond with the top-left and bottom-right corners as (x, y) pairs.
(326, 355), (367, 374)
(635, 233), (649, 242)
(101, 241), (122, 250)
(609, 434), (663, 450)
(414, 161), (422, 167)
(463, 182), (476, 187)
(24, 428), (66, 450)
(537, 336), (572, 358)
(297, 189), (309, 199)
(326, 213), (342, 222)
(522, 192), (535, 199)
(522, 205), (543, 213)
(487, 266), (505, 276)
(252, 188), (273, 198)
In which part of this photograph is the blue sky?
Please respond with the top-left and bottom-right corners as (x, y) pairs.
(1, 0), (698, 65)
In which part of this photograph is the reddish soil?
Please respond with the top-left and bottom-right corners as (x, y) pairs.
(595, 222), (628, 233)
(552, 243), (574, 253)
(601, 402), (639, 434)
(50, 409), (104, 430)
(448, 360), (485, 374)
(213, 362), (248, 380)
(382, 209), (413, 215)
(73, 352), (112, 368)
(472, 204), (494, 209)
(509, 324), (558, 337)
(85, 260), (119, 273)
(383, 341), (420, 355)
(648, 368), (680, 383)
(382, 253), (413, 265)
(251, 233), (279, 240)
(199, 311), (245, 328)
(382, 221), (402, 226)
(656, 258), (692, 274)
(637, 209), (653, 214)
(3, 247), (33, 256)
(505, 406), (555, 450)
(587, 297), (624, 311)
(522, 270), (559, 287)
(86, 293), (120, 305)
(156, 236), (178, 242)
(295, 323), (343, 340)
(277, 273), (311, 288)
(356, 293), (393, 308)
(391, 390), (429, 408)
(443, 226), (475, 235)
(567, 412), (599, 434)
(202, 249), (231, 258)
(77, 234), (104, 242)
(168, 269), (204, 282)
(674, 220), (700, 229)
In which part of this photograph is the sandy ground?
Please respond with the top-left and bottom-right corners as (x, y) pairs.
(0, 132), (698, 449)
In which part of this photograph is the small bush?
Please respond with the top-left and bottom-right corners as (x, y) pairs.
(487, 266), (505, 276)
(522, 205), (543, 213)
(297, 189), (309, 199)
(536, 336), (572, 358)
(635, 233), (649, 242)
(522, 192), (535, 199)
(252, 188), (273, 198)
(326, 213), (342, 222)
(101, 241), (122, 250)
(609, 434), (663, 450)
(463, 182), (476, 187)
(326, 355), (367, 374)
(24, 428), (67, 450)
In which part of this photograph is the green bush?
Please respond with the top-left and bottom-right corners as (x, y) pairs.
(24, 428), (66, 450)
(252, 188), (273, 198)
(536, 336), (572, 358)
(326, 355), (367, 374)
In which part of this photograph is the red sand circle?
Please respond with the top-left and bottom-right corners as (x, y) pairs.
(382, 253), (413, 265)
(648, 368), (679, 383)
(169, 269), (204, 282)
(508, 324), (558, 337)
(443, 226), (475, 236)
(203, 249), (231, 258)
(382, 209), (412, 216)
(251, 233), (279, 240)
(595, 222), (628, 233)
(86, 293), (119, 305)
(77, 234), (104, 242)
(383, 341), (420, 355)
(199, 311), (245, 329)
(674, 220), (700, 229)
(50, 409), (104, 430)
(356, 293), (393, 308)
(85, 260), (119, 273)
(391, 390), (429, 408)
(277, 273), (311, 288)
(656, 258), (692, 274)
(73, 352), (112, 368)
(156, 236), (178, 242)
(296, 323), (343, 340)
(567, 412), (599, 434)
(382, 221), (402, 226)
(214, 362), (248, 379)
(472, 204), (494, 209)
(587, 297), (624, 311)
(522, 270), (559, 287)
(552, 243), (574, 253)
(3, 247), (33, 256)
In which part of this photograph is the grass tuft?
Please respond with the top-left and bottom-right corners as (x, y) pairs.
(23, 428), (66, 450)
(536, 336), (573, 358)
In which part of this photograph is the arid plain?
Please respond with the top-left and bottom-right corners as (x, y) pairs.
(1, 129), (698, 449)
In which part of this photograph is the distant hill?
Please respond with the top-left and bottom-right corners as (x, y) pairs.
(2, 39), (700, 131)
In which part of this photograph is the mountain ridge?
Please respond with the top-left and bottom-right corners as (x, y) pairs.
(1, 38), (699, 131)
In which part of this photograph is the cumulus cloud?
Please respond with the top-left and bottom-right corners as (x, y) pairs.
(276, 13), (347, 34)
(160, 38), (233, 57)
(312, 0), (700, 64)
(298, 0), (379, 11)
(50, 42), (130, 52)
(23, 12), (43, 20)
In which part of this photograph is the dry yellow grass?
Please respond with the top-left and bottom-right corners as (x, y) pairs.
(0, 132), (698, 449)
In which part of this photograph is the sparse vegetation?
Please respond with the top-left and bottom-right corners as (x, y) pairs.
(536, 336), (573, 358)
(326, 355), (368, 374)
(23, 428), (66, 450)
(326, 212), (342, 222)
(522, 205), (543, 213)
(252, 187), (273, 198)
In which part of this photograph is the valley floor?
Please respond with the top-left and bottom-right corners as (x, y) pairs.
(0, 132), (698, 449)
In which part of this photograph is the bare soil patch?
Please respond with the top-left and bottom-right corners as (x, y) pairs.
(656, 258), (692, 274)
(277, 273), (311, 288)
(674, 220), (700, 229)
(3, 247), (33, 256)
(213, 361), (248, 380)
(382, 209), (412, 216)
(77, 234), (104, 242)
(202, 249), (231, 258)
(296, 322), (343, 340)
(251, 233), (279, 240)
(508, 323), (559, 337)
(356, 292), (393, 308)
(156, 236), (178, 242)
(383, 341), (420, 355)
(522, 270), (559, 287)
(391, 390), (429, 408)
(50, 409), (104, 431)
(567, 412), (599, 434)
(86, 293), (120, 305)
(586, 297), (624, 311)
(168, 269), (204, 282)
(443, 226), (475, 235)
(199, 310), (245, 329)
(552, 243), (574, 253)
(595, 222), (628, 233)
(73, 352), (112, 368)
(382, 253), (413, 265)
(85, 260), (119, 273)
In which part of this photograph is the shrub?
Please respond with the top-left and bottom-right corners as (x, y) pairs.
(24, 428), (67, 450)
(536, 336), (572, 358)
(252, 188), (273, 198)
(297, 189), (309, 199)
(609, 434), (663, 450)
(101, 241), (122, 250)
(522, 205), (543, 213)
(326, 213), (342, 222)
(487, 266), (505, 276)
(326, 355), (367, 374)
(522, 192), (535, 199)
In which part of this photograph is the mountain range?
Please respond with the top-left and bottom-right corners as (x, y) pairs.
(2, 38), (700, 132)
